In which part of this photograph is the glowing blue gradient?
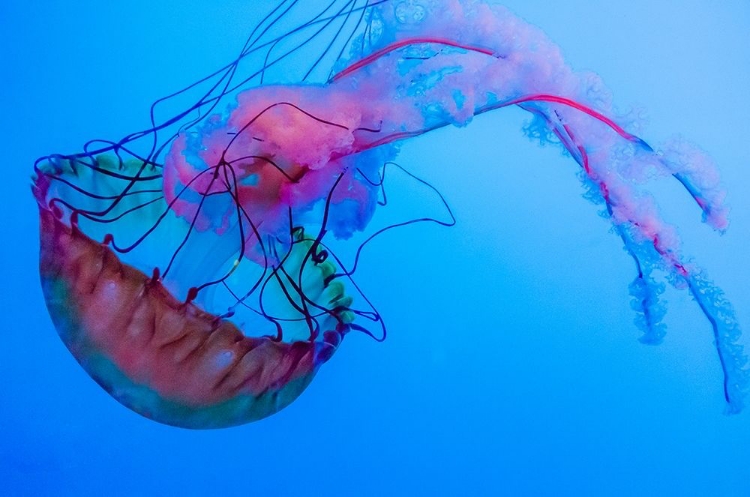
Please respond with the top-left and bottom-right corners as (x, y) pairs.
(2, 1), (749, 495)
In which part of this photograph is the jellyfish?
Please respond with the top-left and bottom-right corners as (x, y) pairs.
(33, 0), (746, 428)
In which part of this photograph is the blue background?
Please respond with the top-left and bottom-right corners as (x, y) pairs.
(2, 1), (749, 495)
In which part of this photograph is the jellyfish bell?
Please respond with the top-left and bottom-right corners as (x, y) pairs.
(33, 155), (355, 428)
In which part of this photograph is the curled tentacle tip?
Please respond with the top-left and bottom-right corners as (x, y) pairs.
(185, 287), (199, 304)
(149, 267), (161, 285)
(635, 137), (654, 153)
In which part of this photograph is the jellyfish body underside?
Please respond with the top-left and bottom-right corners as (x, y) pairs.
(38, 207), (336, 428)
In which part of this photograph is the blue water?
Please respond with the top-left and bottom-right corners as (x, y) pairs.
(2, 1), (750, 495)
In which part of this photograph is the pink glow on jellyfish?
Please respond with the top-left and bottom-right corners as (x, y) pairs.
(34, 0), (745, 428)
